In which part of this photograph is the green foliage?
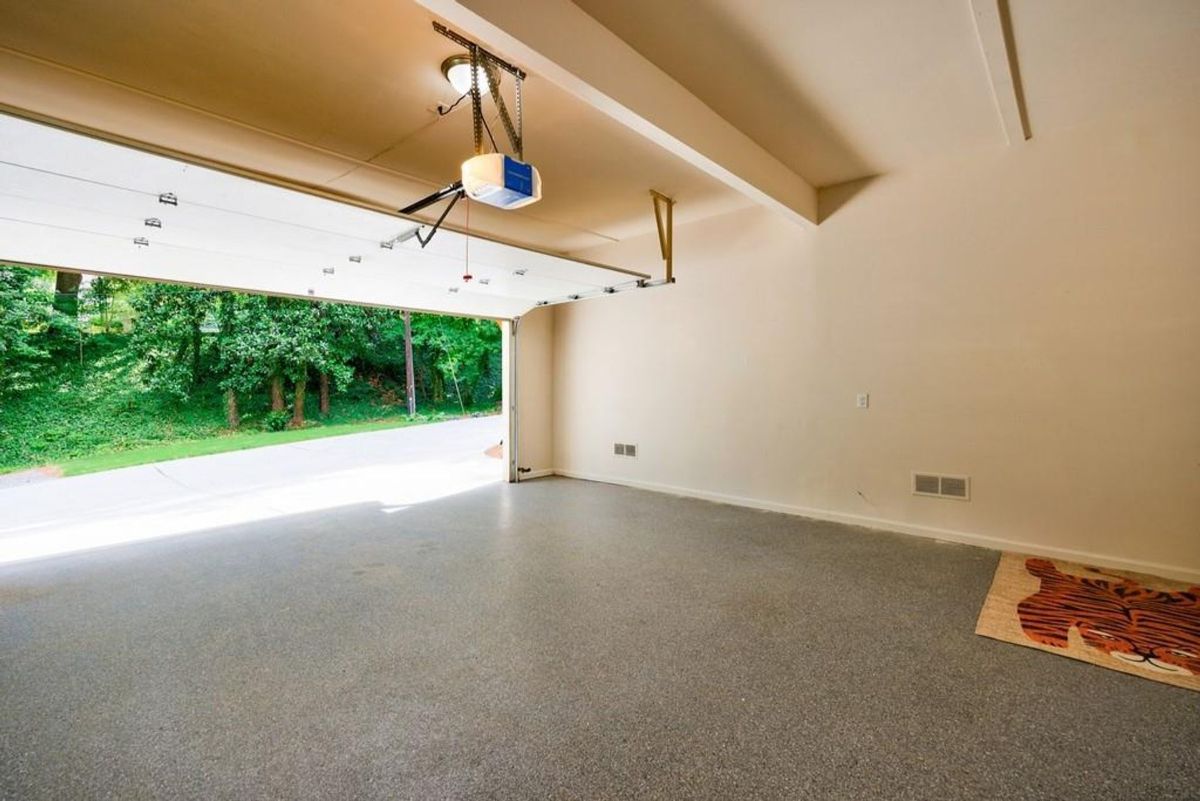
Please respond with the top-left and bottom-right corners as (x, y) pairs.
(410, 314), (502, 408)
(319, 302), (373, 391)
(0, 360), (495, 473)
(0, 265), (74, 396)
(81, 276), (132, 333)
(259, 297), (326, 384)
(262, 410), (292, 432)
(127, 282), (215, 400)
(215, 295), (364, 395)
(0, 339), (227, 469)
(213, 292), (273, 395)
(0, 272), (503, 473)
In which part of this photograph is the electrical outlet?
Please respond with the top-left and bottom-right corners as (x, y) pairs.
(856, 392), (869, 409)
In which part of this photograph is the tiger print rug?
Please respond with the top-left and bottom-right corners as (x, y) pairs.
(976, 553), (1200, 691)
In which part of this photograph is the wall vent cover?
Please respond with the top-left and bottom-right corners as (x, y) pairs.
(939, 476), (969, 498)
(625, 444), (637, 458)
(913, 472), (970, 500)
(614, 443), (625, 456)
(913, 473), (941, 496)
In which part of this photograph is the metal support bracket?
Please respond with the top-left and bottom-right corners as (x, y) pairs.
(650, 190), (675, 283)
(415, 189), (464, 249)
(434, 22), (526, 160)
(396, 180), (465, 249)
(434, 22), (527, 80)
(484, 61), (523, 159)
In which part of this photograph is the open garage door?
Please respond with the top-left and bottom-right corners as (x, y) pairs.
(0, 112), (650, 319)
(0, 111), (650, 485)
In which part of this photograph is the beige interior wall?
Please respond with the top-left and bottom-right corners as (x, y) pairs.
(552, 107), (1200, 580)
(514, 305), (555, 478)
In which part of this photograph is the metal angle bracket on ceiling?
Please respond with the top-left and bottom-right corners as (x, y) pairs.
(521, 191), (677, 308)
(650, 189), (675, 284)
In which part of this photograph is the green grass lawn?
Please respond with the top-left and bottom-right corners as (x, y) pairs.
(0, 341), (500, 477)
(51, 413), (496, 476)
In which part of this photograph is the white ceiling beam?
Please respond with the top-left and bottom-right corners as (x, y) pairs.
(413, 0), (819, 228)
(971, 0), (1031, 144)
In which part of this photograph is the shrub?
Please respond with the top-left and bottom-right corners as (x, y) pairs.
(262, 410), (291, 432)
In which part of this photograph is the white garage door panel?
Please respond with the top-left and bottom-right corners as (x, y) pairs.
(0, 113), (648, 318)
(0, 218), (526, 319)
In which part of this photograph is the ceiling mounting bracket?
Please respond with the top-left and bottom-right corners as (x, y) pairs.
(434, 21), (526, 159)
(394, 179), (465, 249)
(650, 190), (676, 283)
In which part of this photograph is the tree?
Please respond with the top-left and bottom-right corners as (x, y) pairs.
(0, 266), (61, 396)
(1, 269), (507, 473)
(228, 297), (362, 426)
(351, 308), (417, 409)
(210, 295), (370, 428)
(271, 300), (332, 427)
(128, 283), (215, 399)
(80, 276), (130, 333)
(410, 315), (502, 410)
(314, 301), (371, 417)
(211, 292), (256, 429)
(211, 293), (283, 424)
(346, 307), (437, 414)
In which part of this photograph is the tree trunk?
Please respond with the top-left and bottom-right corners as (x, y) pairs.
(319, 372), (330, 415)
(191, 324), (202, 384)
(225, 388), (240, 430)
(403, 310), (416, 416)
(270, 374), (285, 411)
(53, 271), (82, 317)
(291, 377), (307, 427)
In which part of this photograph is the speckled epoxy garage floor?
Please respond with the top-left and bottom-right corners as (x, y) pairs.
(1, 477), (1196, 800)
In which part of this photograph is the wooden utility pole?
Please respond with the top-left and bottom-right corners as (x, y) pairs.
(403, 310), (416, 416)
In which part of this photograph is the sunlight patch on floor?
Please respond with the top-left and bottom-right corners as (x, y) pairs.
(0, 456), (500, 565)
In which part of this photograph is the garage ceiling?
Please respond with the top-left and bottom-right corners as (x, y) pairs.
(572, 0), (1200, 186)
(0, 0), (749, 254)
(1, 0), (1194, 318)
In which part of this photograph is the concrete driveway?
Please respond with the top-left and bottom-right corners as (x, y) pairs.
(0, 415), (504, 565)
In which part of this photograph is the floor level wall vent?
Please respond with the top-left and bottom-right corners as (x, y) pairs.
(913, 472), (970, 500)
